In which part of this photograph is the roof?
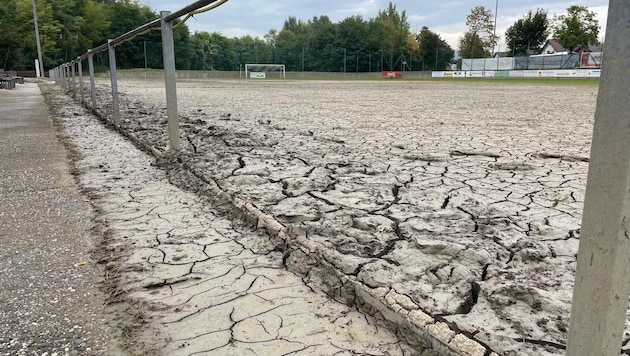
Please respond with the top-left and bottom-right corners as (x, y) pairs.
(539, 39), (603, 54)
(576, 43), (604, 52)
(540, 39), (567, 54)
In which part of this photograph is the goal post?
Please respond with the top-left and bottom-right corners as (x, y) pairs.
(244, 64), (286, 79)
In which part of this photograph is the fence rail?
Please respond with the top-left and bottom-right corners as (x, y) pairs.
(50, 0), (229, 154)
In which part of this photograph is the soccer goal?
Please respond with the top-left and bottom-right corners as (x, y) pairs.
(244, 64), (286, 79)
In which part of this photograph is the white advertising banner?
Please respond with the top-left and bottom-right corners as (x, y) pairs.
(249, 72), (266, 79)
(466, 71), (495, 78)
(432, 69), (601, 78)
(433, 71), (466, 78)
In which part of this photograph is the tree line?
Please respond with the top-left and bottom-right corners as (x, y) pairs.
(460, 5), (600, 57)
(0, 0), (453, 72)
(0, 0), (601, 72)
(0, 0), (191, 71)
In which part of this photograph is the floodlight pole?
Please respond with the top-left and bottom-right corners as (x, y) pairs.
(567, 1), (630, 355)
(492, 0), (498, 56)
(32, 0), (44, 77)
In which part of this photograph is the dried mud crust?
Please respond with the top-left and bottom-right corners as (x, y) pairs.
(48, 82), (422, 356)
(89, 78), (628, 355)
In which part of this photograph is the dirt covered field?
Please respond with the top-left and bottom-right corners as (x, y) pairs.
(87, 77), (624, 355)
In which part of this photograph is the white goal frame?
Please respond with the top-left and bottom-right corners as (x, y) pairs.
(244, 64), (286, 79)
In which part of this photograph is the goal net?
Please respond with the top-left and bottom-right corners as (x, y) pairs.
(244, 64), (286, 79)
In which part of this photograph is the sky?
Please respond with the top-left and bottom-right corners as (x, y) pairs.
(141, 0), (609, 50)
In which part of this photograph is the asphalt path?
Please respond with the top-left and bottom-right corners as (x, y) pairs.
(0, 82), (116, 355)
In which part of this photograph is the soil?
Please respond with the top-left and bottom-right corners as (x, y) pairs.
(47, 81), (425, 356)
(80, 77), (623, 355)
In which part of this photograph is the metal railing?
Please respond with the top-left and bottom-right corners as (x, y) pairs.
(49, 0), (229, 154)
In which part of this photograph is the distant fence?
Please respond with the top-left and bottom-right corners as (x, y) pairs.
(463, 52), (603, 71)
(103, 70), (434, 80)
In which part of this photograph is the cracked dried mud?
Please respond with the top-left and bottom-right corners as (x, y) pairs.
(51, 77), (630, 355)
(45, 82), (421, 355)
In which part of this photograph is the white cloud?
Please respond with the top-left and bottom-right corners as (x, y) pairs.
(140, 0), (609, 51)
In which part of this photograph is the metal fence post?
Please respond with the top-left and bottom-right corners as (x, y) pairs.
(567, 1), (630, 355)
(71, 60), (77, 98)
(63, 65), (69, 91)
(160, 11), (180, 153)
(108, 39), (121, 126)
(60, 65), (64, 89)
(78, 58), (84, 103)
(66, 64), (70, 91)
(88, 52), (97, 110)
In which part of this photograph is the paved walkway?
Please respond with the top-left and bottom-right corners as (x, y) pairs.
(0, 82), (115, 354)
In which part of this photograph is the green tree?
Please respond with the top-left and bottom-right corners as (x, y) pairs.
(459, 5), (497, 57)
(553, 5), (600, 52)
(82, 0), (110, 48)
(99, 1), (192, 70)
(416, 26), (454, 70)
(102, 1), (160, 68)
(336, 16), (369, 72)
(459, 32), (486, 58)
(275, 16), (308, 71)
(234, 35), (269, 67)
(306, 16), (336, 71)
(505, 9), (549, 56)
(190, 31), (237, 71)
(14, 0), (60, 69)
(0, 0), (20, 68)
(173, 22), (192, 70)
(212, 35), (237, 70)
(49, 0), (109, 63)
(372, 2), (412, 70)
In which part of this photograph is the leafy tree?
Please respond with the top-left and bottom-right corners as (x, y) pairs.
(0, 0), (20, 68)
(372, 2), (411, 69)
(336, 16), (369, 72)
(14, 0), (60, 68)
(189, 31), (237, 71)
(100, 1), (192, 70)
(553, 5), (600, 52)
(416, 26), (454, 70)
(459, 6), (497, 57)
(102, 1), (160, 68)
(234, 35), (269, 65)
(459, 32), (487, 58)
(264, 29), (278, 47)
(505, 9), (548, 56)
(275, 16), (308, 70)
(306, 16), (336, 71)
(210, 33), (237, 70)
(405, 34), (420, 68)
(173, 22), (192, 70)
(82, 1), (110, 48)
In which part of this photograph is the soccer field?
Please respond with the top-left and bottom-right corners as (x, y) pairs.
(94, 78), (602, 355)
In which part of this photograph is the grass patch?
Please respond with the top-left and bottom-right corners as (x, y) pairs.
(118, 68), (165, 73)
(111, 68), (600, 85)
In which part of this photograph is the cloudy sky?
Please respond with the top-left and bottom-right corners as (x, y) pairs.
(141, 0), (609, 50)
